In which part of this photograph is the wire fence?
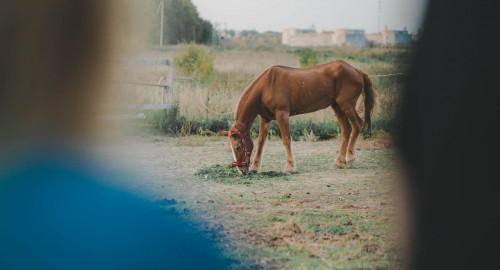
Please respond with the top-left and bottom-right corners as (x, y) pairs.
(115, 57), (406, 117)
(173, 71), (405, 116)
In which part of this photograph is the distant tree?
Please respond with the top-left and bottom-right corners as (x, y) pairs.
(150, 0), (213, 45)
(240, 30), (258, 37)
(226, 30), (235, 37)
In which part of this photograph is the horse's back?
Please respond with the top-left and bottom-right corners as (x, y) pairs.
(257, 61), (363, 116)
(266, 60), (362, 85)
(257, 62), (334, 114)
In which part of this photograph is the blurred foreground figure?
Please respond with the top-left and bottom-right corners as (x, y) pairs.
(0, 1), (229, 269)
(398, 0), (500, 268)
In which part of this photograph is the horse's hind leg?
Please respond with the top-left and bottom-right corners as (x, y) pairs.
(344, 107), (363, 167)
(275, 110), (295, 174)
(332, 104), (351, 167)
(249, 116), (271, 173)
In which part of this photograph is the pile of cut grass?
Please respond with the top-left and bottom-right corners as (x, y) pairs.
(195, 164), (290, 184)
(195, 164), (239, 179)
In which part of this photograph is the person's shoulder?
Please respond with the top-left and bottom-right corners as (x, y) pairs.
(0, 150), (231, 270)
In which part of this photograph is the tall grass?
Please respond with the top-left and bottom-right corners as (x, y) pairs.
(145, 104), (341, 141)
(123, 46), (409, 140)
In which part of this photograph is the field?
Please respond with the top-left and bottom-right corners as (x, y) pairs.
(97, 133), (404, 269)
(101, 46), (410, 268)
(113, 45), (410, 139)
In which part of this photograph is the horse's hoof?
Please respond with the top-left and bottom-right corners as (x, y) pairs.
(248, 170), (258, 175)
(346, 156), (355, 168)
(283, 170), (293, 175)
(333, 161), (346, 168)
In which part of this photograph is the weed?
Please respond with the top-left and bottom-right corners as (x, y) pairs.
(302, 129), (317, 142)
(175, 43), (214, 77)
(176, 121), (193, 137)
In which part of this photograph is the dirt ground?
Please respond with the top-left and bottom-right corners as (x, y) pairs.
(96, 132), (404, 269)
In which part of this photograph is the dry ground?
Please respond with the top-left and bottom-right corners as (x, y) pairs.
(96, 133), (404, 269)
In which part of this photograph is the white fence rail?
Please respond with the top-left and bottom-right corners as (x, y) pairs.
(102, 58), (174, 120)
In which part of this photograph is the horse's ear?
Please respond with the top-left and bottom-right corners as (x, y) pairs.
(218, 130), (229, 136)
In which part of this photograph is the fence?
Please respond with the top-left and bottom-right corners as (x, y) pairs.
(101, 58), (174, 120)
(101, 61), (405, 120)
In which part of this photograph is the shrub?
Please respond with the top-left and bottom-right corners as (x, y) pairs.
(174, 43), (214, 77)
(146, 107), (341, 141)
(298, 48), (319, 67)
(145, 103), (186, 134)
(250, 118), (339, 141)
(145, 104), (233, 136)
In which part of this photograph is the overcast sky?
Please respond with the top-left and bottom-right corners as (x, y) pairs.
(191, 0), (428, 34)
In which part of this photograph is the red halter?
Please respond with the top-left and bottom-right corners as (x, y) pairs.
(229, 126), (251, 167)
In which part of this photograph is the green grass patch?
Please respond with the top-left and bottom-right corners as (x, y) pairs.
(195, 164), (291, 185)
(195, 164), (239, 178)
(298, 210), (363, 236)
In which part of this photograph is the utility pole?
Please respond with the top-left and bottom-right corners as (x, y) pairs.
(212, 21), (219, 46)
(378, 0), (382, 32)
(159, 0), (164, 47)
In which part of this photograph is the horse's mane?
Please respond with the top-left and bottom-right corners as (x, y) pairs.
(234, 68), (271, 120)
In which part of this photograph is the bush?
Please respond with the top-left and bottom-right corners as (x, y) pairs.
(250, 117), (339, 141)
(145, 103), (186, 134)
(145, 106), (341, 141)
(289, 47), (410, 67)
(298, 48), (319, 67)
(174, 43), (214, 77)
(146, 109), (396, 141)
(145, 104), (233, 135)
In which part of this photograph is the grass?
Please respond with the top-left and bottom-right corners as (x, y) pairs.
(107, 44), (408, 268)
(184, 137), (398, 268)
(101, 134), (403, 269)
(195, 164), (291, 185)
(114, 45), (409, 140)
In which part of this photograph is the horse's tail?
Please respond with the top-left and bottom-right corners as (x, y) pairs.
(358, 69), (376, 131)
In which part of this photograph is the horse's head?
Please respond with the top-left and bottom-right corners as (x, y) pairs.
(219, 127), (253, 175)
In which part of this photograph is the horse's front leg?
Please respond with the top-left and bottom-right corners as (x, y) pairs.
(275, 110), (296, 174)
(249, 116), (271, 174)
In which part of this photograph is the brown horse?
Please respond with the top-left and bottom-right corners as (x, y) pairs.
(220, 60), (376, 175)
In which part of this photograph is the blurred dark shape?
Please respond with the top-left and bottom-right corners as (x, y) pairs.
(0, 1), (230, 269)
(397, 0), (500, 268)
(0, 1), (111, 144)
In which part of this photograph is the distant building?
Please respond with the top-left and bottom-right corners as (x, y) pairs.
(412, 28), (423, 42)
(282, 28), (331, 47)
(366, 27), (412, 45)
(282, 28), (366, 47)
(333, 29), (366, 47)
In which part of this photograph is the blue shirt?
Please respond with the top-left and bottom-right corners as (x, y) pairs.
(0, 150), (231, 269)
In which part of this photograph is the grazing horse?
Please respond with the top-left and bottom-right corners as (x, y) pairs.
(220, 60), (376, 175)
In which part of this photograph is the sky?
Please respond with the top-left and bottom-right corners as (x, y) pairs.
(191, 0), (428, 34)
